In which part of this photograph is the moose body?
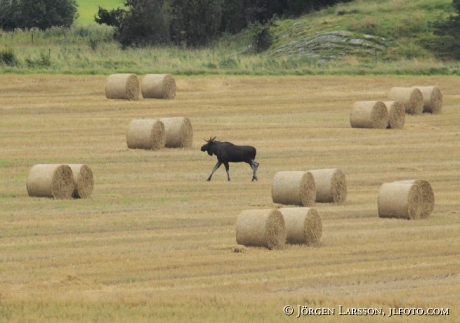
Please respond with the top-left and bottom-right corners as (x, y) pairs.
(201, 137), (259, 181)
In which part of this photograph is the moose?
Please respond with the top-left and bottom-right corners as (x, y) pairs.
(200, 137), (259, 182)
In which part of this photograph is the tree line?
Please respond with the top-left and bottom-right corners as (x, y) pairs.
(94, 0), (353, 48)
(0, 0), (78, 30)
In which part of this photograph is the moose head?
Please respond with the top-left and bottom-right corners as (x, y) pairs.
(201, 136), (217, 156)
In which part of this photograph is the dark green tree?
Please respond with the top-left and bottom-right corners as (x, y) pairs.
(430, 0), (460, 59)
(18, 0), (78, 30)
(0, 0), (19, 30)
(94, 6), (125, 27)
(0, 0), (78, 30)
(111, 0), (169, 48)
(168, 0), (223, 47)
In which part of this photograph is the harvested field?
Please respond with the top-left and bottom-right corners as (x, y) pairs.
(0, 75), (459, 322)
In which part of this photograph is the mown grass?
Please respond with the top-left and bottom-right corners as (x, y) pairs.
(1, 74), (459, 322)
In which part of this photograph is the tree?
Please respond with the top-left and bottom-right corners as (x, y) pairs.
(17, 0), (78, 30)
(98, 0), (223, 48)
(430, 0), (460, 59)
(168, 0), (223, 47)
(111, 0), (169, 48)
(0, 0), (19, 30)
(0, 0), (78, 30)
(94, 6), (125, 28)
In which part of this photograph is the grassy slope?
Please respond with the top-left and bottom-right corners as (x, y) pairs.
(266, 0), (453, 61)
(75, 0), (125, 25)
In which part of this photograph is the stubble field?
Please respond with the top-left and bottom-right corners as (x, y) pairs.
(0, 75), (459, 322)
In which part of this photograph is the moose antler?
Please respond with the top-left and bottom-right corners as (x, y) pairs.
(204, 136), (217, 143)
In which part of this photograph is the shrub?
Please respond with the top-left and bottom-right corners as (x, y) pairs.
(248, 21), (273, 53)
(0, 48), (17, 66)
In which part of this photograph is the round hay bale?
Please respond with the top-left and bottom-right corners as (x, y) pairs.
(236, 209), (286, 250)
(26, 164), (74, 199)
(272, 171), (316, 207)
(141, 74), (176, 99)
(350, 101), (388, 129)
(309, 168), (347, 204)
(383, 101), (405, 129)
(279, 207), (322, 245)
(126, 119), (166, 150)
(68, 164), (94, 199)
(105, 73), (140, 101)
(394, 180), (434, 219)
(388, 87), (423, 115)
(412, 86), (442, 114)
(378, 182), (422, 220)
(160, 117), (193, 148)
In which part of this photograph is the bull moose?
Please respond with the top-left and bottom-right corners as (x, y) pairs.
(200, 137), (259, 182)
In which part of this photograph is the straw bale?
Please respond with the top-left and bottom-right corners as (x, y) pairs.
(68, 164), (94, 199)
(236, 209), (286, 250)
(412, 86), (442, 114)
(272, 171), (316, 206)
(26, 164), (74, 199)
(388, 87), (423, 115)
(141, 74), (176, 99)
(394, 180), (434, 218)
(279, 207), (322, 245)
(160, 117), (193, 148)
(126, 119), (166, 150)
(105, 73), (140, 101)
(350, 101), (388, 129)
(309, 168), (347, 204)
(383, 101), (405, 129)
(378, 182), (422, 220)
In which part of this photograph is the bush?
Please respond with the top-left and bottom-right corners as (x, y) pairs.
(248, 21), (273, 53)
(0, 48), (17, 66)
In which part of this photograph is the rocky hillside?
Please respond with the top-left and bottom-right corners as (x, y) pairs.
(262, 0), (453, 62)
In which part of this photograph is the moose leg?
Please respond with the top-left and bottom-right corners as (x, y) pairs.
(224, 162), (230, 181)
(250, 160), (259, 181)
(207, 161), (222, 181)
